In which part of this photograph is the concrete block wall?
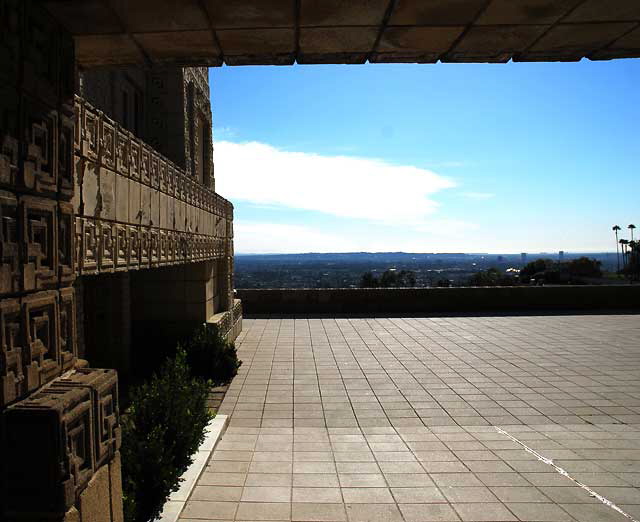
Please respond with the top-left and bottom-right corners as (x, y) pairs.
(237, 286), (640, 315)
(1, 4), (241, 521)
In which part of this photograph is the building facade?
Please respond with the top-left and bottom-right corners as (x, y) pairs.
(0, 3), (239, 521)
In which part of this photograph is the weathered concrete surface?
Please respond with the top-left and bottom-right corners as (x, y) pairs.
(44, 1), (640, 67)
(184, 314), (640, 522)
(237, 285), (640, 315)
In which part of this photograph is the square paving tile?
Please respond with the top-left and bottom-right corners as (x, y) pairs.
(241, 486), (291, 502)
(341, 487), (394, 503)
(190, 316), (640, 522)
(345, 503), (404, 522)
(452, 502), (517, 521)
(399, 503), (461, 521)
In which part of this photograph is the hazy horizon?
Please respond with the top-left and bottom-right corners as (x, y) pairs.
(234, 250), (616, 256)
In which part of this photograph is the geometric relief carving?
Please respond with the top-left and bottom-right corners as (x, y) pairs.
(116, 127), (129, 176)
(0, 190), (20, 295)
(77, 217), (98, 275)
(214, 216), (224, 238)
(176, 171), (184, 201)
(233, 299), (242, 323)
(182, 233), (192, 262)
(149, 229), (159, 266)
(100, 114), (116, 171)
(192, 236), (200, 261)
(52, 368), (120, 468)
(81, 103), (99, 162)
(58, 202), (75, 285)
(140, 145), (150, 185)
(22, 290), (60, 392)
(200, 237), (208, 259)
(22, 98), (58, 195)
(226, 218), (233, 239)
(20, 196), (58, 291)
(150, 152), (159, 189)
(70, 96), (237, 277)
(128, 225), (140, 269)
(58, 287), (77, 372)
(167, 164), (176, 197)
(176, 232), (186, 262)
(0, 298), (23, 406)
(99, 221), (115, 273)
(115, 225), (128, 271)
(129, 138), (140, 181)
(140, 227), (150, 268)
(4, 385), (95, 515)
(215, 238), (224, 258)
(185, 177), (193, 206)
(158, 230), (168, 266)
(166, 231), (176, 265)
(159, 158), (168, 193)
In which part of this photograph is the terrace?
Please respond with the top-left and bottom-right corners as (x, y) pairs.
(182, 313), (640, 522)
(2, 2), (639, 522)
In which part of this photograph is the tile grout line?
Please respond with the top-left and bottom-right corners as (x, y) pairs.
(494, 425), (640, 522)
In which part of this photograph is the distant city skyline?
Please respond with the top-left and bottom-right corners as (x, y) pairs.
(210, 60), (639, 254)
(235, 250), (616, 256)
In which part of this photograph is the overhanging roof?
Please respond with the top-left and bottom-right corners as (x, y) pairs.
(43, 0), (640, 67)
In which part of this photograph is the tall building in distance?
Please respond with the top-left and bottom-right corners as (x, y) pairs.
(521, 253), (527, 264)
(559, 251), (565, 262)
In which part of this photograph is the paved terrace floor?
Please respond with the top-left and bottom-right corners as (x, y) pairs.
(183, 315), (640, 522)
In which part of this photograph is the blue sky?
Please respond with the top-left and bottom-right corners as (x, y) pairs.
(209, 59), (639, 254)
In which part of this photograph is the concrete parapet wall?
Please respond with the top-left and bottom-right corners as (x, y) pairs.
(73, 97), (234, 275)
(237, 286), (640, 315)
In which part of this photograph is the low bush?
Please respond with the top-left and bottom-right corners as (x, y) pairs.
(183, 324), (242, 385)
(121, 349), (212, 522)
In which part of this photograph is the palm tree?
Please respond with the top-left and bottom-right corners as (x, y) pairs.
(613, 225), (621, 273)
(629, 224), (636, 242)
(620, 239), (630, 272)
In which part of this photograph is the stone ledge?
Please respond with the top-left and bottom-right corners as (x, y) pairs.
(207, 304), (242, 343)
(156, 415), (228, 522)
(237, 285), (640, 315)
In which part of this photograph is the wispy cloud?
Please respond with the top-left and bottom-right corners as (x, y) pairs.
(234, 221), (353, 254)
(461, 192), (495, 200)
(213, 126), (238, 140)
(234, 220), (480, 254)
(214, 141), (456, 226)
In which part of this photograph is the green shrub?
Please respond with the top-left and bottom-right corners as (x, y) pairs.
(183, 324), (242, 386)
(121, 349), (212, 522)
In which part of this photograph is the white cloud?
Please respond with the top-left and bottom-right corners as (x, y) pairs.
(234, 219), (481, 254)
(234, 222), (353, 254)
(461, 192), (495, 200)
(214, 141), (456, 226)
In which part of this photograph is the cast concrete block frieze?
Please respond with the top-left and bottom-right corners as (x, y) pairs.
(73, 97), (235, 277)
(4, 385), (95, 517)
(3, 367), (121, 519)
(0, 287), (81, 407)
